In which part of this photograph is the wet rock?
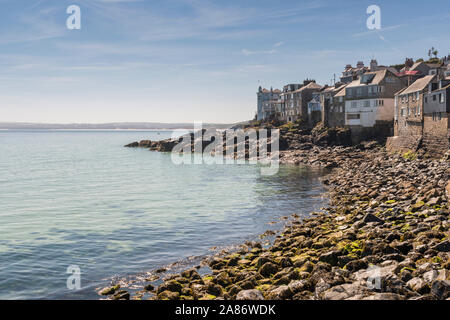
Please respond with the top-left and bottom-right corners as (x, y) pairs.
(99, 285), (119, 296)
(144, 283), (154, 291)
(124, 142), (138, 147)
(113, 290), (130, 300)
(157, 280), (182, 294)
(157, 290), (180, 300)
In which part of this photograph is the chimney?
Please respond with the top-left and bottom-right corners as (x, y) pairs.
(370, 59), (378, 71)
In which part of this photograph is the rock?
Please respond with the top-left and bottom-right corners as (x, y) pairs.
(406, 277), (429, 294)
(144, 283), (154, 291)
(319, 251), (339, 266)
(236, 289), (264, 300)
(181, 268), (202, 280)
(113, 290), (130, 300)
(362, 213), (383, 224)
(362, 293), (403, 300)
(446, 181), (450, 199)
(288, 280), (310, 294)
(266, 285), (293, 300)
(157, 290), (180, 300)
(124, 142), (138, 147)
(99, 285), (119, 295)
(315, 278), (331, 298)
(323, 282), (368, 300)
(430, 280), (450, 299)
(214, 272), (232, 288)
(157, 280), (182, 294)
(344, 259), (368, 272)
(432, 240), (450, 252)
(258, 262), (279, 277)
(392, 241), (413, 255)
(206, 282), (222, 296)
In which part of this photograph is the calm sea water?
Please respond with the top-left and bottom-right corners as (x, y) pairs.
(0, 130), (328, 299)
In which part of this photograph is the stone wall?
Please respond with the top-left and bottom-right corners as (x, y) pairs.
(386, 135), (422, 154)
(348, 120), (393, 144)
(422, 113), (450, 158)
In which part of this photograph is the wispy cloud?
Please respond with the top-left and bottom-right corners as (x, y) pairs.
(352, 24), (403, 37)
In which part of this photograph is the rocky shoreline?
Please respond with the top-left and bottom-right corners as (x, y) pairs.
(108, 125), (450, 300)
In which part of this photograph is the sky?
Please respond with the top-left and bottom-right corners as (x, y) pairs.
(0, 0), (449, 124)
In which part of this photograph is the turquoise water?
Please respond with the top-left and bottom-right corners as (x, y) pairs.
(0, 130), (328, 299)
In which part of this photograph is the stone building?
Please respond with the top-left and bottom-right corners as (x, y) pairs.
(326, 85), (347, 128)
(340, 61), (369, 84)
(257, 87), (281, 120)
(344, 69), (407, 142)
(281, 80), (322, 122)
(307, 92), (322, 127)
(423, 79), (450, 156)
(320, 84), (347, 128)
(389, 75), (437, 152)
(279, 84), (303, 121)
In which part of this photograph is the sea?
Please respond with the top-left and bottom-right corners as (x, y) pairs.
(0, 130), (328, 299)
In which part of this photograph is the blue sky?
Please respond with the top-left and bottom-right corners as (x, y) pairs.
(0, 0), (449, 124)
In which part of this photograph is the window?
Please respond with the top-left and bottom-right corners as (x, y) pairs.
(351, 101), (357, 108)
(440, 93), (445, 103)
(347, 114), (360, 120)
(433, 95), (437, 101)
(401, 108), (405, 117)
(364, 100), (370, 107)
(425, 96), (428, 103)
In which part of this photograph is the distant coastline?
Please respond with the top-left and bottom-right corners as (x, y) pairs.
(0, 122), (241, 131)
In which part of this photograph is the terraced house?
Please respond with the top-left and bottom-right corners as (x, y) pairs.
(281, 80), (322, 122)
(390, 75), (437, 152)
(423, 78), (450, 155)
(320, 83), (347, 128)
(344, 69), (406, 141)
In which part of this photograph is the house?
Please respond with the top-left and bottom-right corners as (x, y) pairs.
(282, 80), (322, 122)
(396, 60), (432, 87)
(388, 75), (437, 152)
(340, 61), (369, 84)
(344, 69), (407, 141)
(322, 84), (347, 128)
(279, 84), (303, 121)
(394, 75), (437, 136)
(257, 87), (281, 120)
(307, 92), (322, 126)
(320, 82), (346, 127)
(422, 79), (450, 156)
